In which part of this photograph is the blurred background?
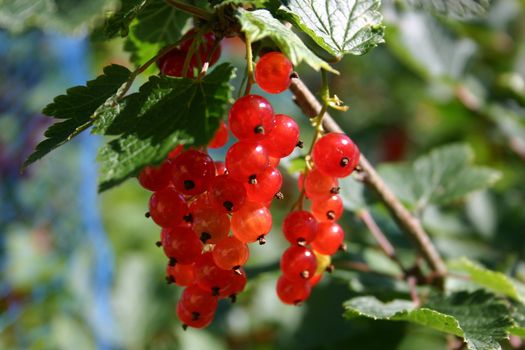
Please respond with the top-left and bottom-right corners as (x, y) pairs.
(1, 0), (525, 349)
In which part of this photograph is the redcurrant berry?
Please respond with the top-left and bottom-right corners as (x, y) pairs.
(225, 141), (269, 182)
(161, 227), (203, 264)
(276, 275), (311, 305)
(231, 202), (272, 243)
(208, 121), (229, 149)
(280, 245), (317, 281)
(312, 133), (360, 178)
(311, 195), (343, 222)
(212, 236), (250, 271)
(194, 252), (237, 297)
(255, 52), (293, 94)
(244, 167), (282, 203)
(171, 149), (215, 196)
(208, 175), (247, 213)
(304, 167), (339, 200)
(180, 284), (218, 316)
(262, 114), (300, 158)
(149, 187), (188, 227)
(228, 95), (275, 140)
(177, 301), (214, 329)
(159, 48), (195, 78)
(282, 210), (318, 245)
(214, 161), (227, 175)
(192, 208), (230, 243)
(311, 222), (345, 255)
(138, 161), (172, 191)
(166, 263), (195, 287)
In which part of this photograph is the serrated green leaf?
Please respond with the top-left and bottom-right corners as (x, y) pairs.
(405, 0), (491, 19)
(448, 258), (525, 303)
(102, 0), (152, 38)
(378, 143), (501, 211)
(23, 64), (132, 167)
(97, 63), (235, 191)
(344, 290), (514, 350)
(124, 0), (191, 67)
(277, 0), (385, 59)
(236, 9), (337, 73)
(211, 0), (276, 7)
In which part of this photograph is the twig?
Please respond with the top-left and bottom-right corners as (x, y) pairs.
(289, 77), (447, 285)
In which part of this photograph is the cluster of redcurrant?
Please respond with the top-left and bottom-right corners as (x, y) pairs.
(138, 45), (360, 329)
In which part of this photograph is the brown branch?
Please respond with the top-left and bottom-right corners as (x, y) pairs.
(289, 77), (447, 284)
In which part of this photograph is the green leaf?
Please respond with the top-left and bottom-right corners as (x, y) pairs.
(344, 290), (514, 350)
(339, 174), (367, 211)
(0, 0), (112, 33)
(277, 0), (385, 59)
(97, 63), (235, 191)
(236, 9), (337, 73)
(124, 0), (191, 67)
(448, 258), (525, 304)
(378, 143), (501, 211)
(102, 0), (153, 38)
(405, 0), (491, 19)
(23, 64), (132, 167)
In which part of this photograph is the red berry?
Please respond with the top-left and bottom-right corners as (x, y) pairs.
(309, 273), (323, 287)
(228, 95), (275, 140)
(138, 161), (172, 191)
(312, 133), (360, 178)
(214, 161), (227, 175)
(166, 263), (195, 287)
(311, 222), (345, 255)
(159, 48), (195, 78)
(262, 114), (300, 158)
(212, 236), (250, 271)
(180, 284), (218, 316)
(280, 245), (317, 281)
(208, 175), (247, 213)
(276, 275), (311, 305)
(225, 141), (269, 182)
(282, 210), (318, 245)
(188, 192), (213, 212)
(167, 145), (184, 160)
(194, 252), (237, 297)
(255, 52), (293, 94)
(208, 121), (229, 149)
(231, 202), (272, 243)
(304, 167), (339, 200)
(311, 195), (343, 222)
(244, 167), (282, 203)
(269, 156), (280, 168)
(176, 301), (214, 329)
(171, 149), (215, 196)
(149, 187), (188, 227)
(180, 29), (221, 67)
(161, 227), (203, 264)
(221, 268), (247, 298)
(192, 208), (230, 243)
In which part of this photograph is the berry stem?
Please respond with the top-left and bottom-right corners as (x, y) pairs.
(289, 77), (448, 287)
(243, 36), (254, 96)
(164, 0), (213, 20)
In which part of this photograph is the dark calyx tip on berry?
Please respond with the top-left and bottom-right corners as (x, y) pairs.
(257, 235), (267, 245)
(330, 186), (340, 194)
(355, 165), (363, 172)
(326, 210), (336, 220)
(340, 157), (349, 167)
(145, 211), (151, 218)
(290, 71), (299, 79)
(182, 324), (188, 331)
(296, 238), (306, 247)
(155, 240), (162, 247)
(296, 140), (304, 148)
(339, 243), (348, 252)
(165, 276), (175, 284)
(233, 266), (242, 275)
(248, 174), (257, 185)
(274, 191), (284, 200)
(326, 264), (335, 273)
(168, 258), (177, 266)
(254, 125), (265, 134)
(293, 299), (303, 306)
(223, 200), (234, 212)
(229, 294), (237, 303)
(300, 270), (310, 279)
(200, 232), (212, 243)
(191, 312), (200, 321)
(183, 214), (193, 223)
(183, 180), (196, 190)
(211, 287), (220, 296)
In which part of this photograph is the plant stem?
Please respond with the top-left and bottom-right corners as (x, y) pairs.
(289, 77), (448, 284)
(164, 0), (212, 20)
(243, 36), (254, 95)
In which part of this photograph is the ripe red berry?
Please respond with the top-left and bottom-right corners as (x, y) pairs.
(192, 208), (230, 243)
(244, 167), (282, 203)
(225, 141), (269, 182)
(159, 48), (195, 78)
(312, 133), (360, 178)
(180, 29), (221, 67)
(280, 245), (317, 281)
(194, 253), (238, 297)
(282, 210), (318, 245)
(262, 114), (300, 158)
(231, 202), (272, 243)
(138, 161), (172, 191)
(311, 222), (345, 255)
(222, 268), (247, 299)
(228, 95), (275, 140)
(276, 275), (311, 305)
(311, 195), (343, 222)
(171, 149), (215, 196)
(166, 263), (195, 287)
(180, 284), (218, 316)
(149, 187), (188, 227)
(304, 167), (339, 200)
(269, 156), (280, 168)
(212, 236), (250, 271)
(167, 145), (184, 160)
(176, 301), (214, 329)
(214, 161), (227, 175)
(161, 227), (203, 264)
(208, 175), (247, 213)
(208, 121), (229, 149)
(255, 52), (293, 94)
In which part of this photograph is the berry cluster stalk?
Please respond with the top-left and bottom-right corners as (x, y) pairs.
(288, 77), (448, 286)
